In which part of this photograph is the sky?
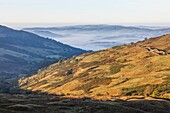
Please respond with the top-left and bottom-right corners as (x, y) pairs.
(0, 0), (170, 26)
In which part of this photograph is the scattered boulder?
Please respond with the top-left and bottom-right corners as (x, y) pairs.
(65, 69), (73, 76)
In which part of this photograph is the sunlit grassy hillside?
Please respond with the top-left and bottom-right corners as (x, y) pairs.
(19, 34), (170, 100)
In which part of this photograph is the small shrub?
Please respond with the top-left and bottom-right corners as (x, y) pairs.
(74, 77), (111, 93)
(110, 64), (125, 74)
(163, 74), (170, 83)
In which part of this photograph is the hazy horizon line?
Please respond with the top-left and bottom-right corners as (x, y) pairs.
(1, 22), (170, 29)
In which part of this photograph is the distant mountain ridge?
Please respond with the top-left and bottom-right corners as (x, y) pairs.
(31, 30), (63, 38)
(23, 25), (170, 32)
(23, 25), (170, 51)
(23, 24), (170, 31)
(23, 25), (153, 31)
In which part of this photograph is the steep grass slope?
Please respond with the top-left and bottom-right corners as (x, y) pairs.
(19, 34), (170, 100)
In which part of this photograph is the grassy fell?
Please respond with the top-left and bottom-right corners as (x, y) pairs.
(19, 34), (170, 100)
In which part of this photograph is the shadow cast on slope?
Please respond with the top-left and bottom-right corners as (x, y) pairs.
(0, 89), (170, 113)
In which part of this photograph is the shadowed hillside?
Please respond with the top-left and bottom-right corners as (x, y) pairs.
(0, 25), (86, 92)
(0, 93), (170, 113)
